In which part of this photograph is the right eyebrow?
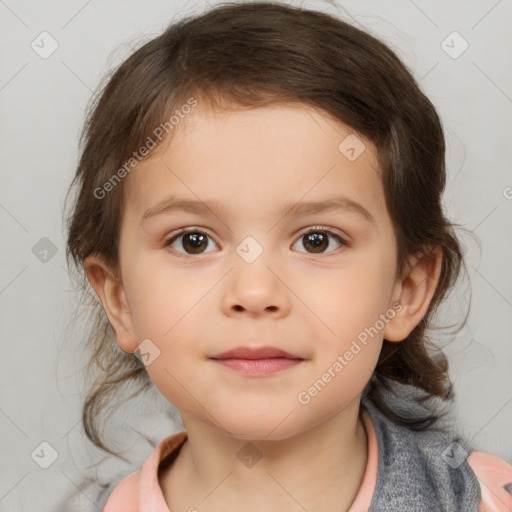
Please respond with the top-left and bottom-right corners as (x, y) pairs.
(141, 197), (229, 223)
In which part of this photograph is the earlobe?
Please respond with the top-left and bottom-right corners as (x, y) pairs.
(83, 254), (139, 354)
(383, 245), (443, 342)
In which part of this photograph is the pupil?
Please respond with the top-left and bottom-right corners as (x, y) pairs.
(184, 233), (206, 253)
(305, 232), (327, 253)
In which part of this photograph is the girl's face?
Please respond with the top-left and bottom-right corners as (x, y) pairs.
(111, 104), (403, 439)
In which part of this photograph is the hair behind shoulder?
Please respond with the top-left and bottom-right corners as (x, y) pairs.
(64, 0), (470, 457)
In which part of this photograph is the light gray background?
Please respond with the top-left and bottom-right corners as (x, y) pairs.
(1, 0), (511, 510)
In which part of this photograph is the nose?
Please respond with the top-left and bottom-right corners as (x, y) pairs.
(220, 254), (291, 318)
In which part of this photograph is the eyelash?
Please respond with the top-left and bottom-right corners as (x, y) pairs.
(163, 226), (349, 257)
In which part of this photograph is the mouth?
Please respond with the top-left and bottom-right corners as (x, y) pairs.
(209, 346), (305, 376)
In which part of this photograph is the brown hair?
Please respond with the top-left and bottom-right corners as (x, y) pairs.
(65, 0), (469, 458)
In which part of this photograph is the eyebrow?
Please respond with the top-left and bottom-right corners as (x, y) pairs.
(141, 195), (375, 225)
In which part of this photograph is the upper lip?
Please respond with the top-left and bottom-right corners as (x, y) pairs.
(210, 346), (303, 360)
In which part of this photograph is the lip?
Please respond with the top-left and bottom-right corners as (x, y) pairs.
(211, 346), (301, 360)
(210, 346), (305, 376)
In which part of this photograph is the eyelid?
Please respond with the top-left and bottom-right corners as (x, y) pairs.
(164, 226), (220, 249)
(291, 225), (350, 255)
(296, 225), (350, 244)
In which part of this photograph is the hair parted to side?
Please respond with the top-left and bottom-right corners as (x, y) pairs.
(65, 0), (468, 457)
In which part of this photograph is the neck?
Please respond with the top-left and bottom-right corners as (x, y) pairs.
(160, 398), (368, 512)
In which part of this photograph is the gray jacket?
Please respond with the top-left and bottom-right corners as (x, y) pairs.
(362, 396), (480, 511)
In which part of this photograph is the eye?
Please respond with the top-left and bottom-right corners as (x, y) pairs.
(291, 226), (347, 254)
(163, 226), (348, 257)
(164, 228), (218, 256)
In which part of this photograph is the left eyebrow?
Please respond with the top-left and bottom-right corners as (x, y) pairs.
(141, 195), (376, 225)
(279, 196), (375, 225)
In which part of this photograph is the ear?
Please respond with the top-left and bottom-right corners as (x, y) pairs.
(83, 254), (139, 354)
(383, 245), (443, 342)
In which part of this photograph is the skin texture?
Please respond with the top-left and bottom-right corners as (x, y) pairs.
(85, 104), (442, 512)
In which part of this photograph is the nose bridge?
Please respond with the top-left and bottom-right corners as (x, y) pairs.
(233, 233), (279, 291)
(221, 233), (290, 315)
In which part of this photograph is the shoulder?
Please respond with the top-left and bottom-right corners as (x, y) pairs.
(101, 431), (188, 512)
(102, 470), (140, 512)
(363, 400), (482, 510)
(467, 450), (512, 512)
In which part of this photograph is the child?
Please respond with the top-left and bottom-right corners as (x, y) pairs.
(64, 1), (512, 511)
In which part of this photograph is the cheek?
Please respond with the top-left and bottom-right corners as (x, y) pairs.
(122, 251), (198, 339)
(123, 264), (215, 408)
(296, 255), (395, 341)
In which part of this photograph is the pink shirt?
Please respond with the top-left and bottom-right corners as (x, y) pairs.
(104, 406), (512, 511)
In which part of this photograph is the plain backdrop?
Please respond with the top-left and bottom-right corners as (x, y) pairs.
(0, 0), (511, 510)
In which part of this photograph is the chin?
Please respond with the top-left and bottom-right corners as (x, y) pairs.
(212, 412), (302, 442)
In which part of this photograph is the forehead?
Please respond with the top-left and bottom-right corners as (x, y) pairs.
(123, 104), (386, 224)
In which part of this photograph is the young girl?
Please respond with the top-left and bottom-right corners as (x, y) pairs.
(64, 1), (512, 511)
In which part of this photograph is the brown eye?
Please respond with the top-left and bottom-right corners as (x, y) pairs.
(292, 228), (346, 254)
(165, 230), (217, 255)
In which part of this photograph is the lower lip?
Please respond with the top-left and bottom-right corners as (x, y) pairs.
(211, 358), (303, 376)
